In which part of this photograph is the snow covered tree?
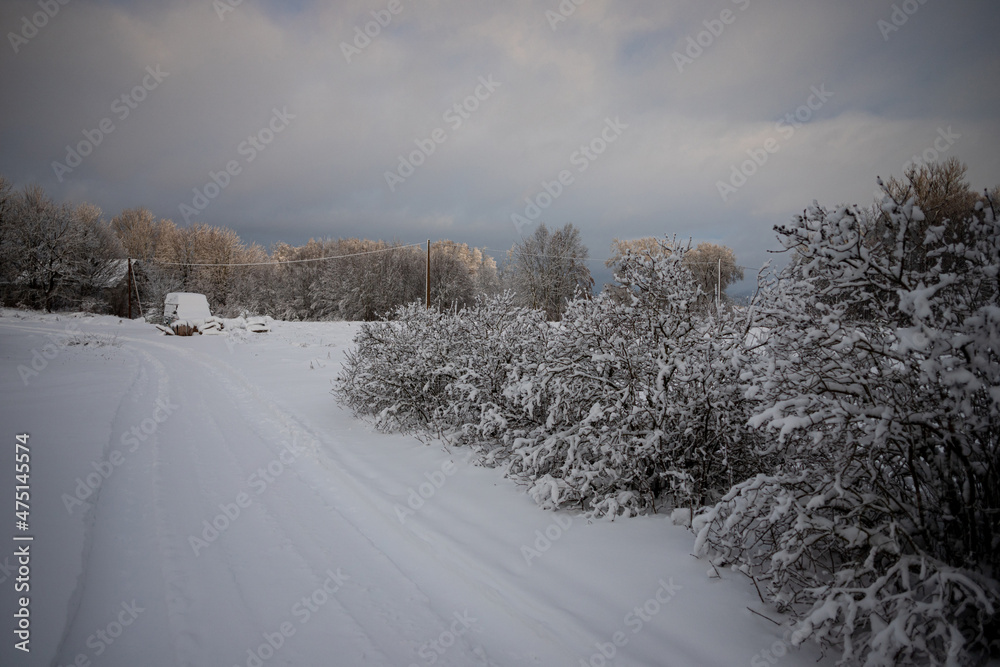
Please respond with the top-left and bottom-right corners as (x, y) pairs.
(3, 186), (96, 310)
(0, 176), (20, 301)
(5, 185), (75, 310)
(223, 241), (272, 317)
(111, 207), (162, 261)
(270, 239), (337, 320)
(154, 220), (201, 292)
(267, 238), (495, 322)
(606, 236), (672, 267)
(69, 203), (125, 311)
(0, 185), (127, 311)
(506, 223), (593, 320)
(682, 242), (744, 307)
(872, 158), (983, 279)
(605, 238), (743, 308)
(428, 240), (499, 310)
(327, 239), (422, 321)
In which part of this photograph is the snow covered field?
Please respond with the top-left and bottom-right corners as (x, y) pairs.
(0, 310), (834, 667)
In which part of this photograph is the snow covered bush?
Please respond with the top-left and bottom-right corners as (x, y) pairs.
(501, 245), (763, 517)
(694, 182), (1000, 665)
(336, 251), (763, 519)
(335, 303), (451, 429)
(334, 293), (546, 434)
(421, 295), (549, 455)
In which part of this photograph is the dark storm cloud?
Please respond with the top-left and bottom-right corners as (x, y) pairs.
(2, 0), (998, 290)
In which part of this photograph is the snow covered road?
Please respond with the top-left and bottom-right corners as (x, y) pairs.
(0, 312), (832, 667)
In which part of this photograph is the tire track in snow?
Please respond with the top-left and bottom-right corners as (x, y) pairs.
(51, 343), (147, 665)
(120, 337), (453, 665)
(154, 340), (588, 663)
(45, 339), (193, 667)
(140, 347), (205, 667)
(0, 322), (188, 667)
(190, 350), (590, 655)
(168, 364), (393, 665)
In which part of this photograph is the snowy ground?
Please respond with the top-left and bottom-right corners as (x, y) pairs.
(0, 310), (834, 667)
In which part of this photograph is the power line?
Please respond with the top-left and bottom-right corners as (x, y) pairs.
(145, 243), (425, 268)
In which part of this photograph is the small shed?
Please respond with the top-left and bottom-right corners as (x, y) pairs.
(100, 259), (148, 317)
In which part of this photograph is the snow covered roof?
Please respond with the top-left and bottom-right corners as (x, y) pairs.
(163, 292), (212, 322)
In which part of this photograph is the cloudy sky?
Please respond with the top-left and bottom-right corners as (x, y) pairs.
(2, 0), (998, 292)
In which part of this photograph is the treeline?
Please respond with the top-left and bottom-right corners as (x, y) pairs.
(0, 175), (749, 322)
(268, 237), (500, 321)
(336, 160), (1000, 666)
(0, 177), (503, 320)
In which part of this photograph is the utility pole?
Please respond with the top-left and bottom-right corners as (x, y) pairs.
(127, 258), (133, 319)
(425, 239), (431, 308)
(716, 257), (721, 313)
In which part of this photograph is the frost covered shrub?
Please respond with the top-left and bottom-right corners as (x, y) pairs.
(336, 250), (763, 518)
(425, 293), (549, 451)
(334, 293), (546, 433)
(335, 302), (453, 429)
(502, 247), (763, 517)
(694, 185), (1000, 665)
(500, 285), (664, 515)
